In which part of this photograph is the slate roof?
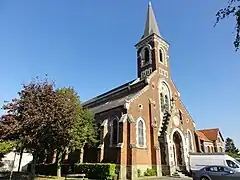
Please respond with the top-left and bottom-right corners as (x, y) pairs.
(82, 79), (138, 106)
(82, 78), (148, 115)
(142, 2), (161, 39)
(87, 92), (137, 114)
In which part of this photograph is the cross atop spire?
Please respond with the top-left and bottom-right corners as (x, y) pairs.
(142, 2), (161, 39)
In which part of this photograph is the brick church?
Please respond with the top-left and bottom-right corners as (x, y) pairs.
(82, 2), (224, 179)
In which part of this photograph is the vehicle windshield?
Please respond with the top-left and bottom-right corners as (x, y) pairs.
(233, 159), (240, 167)
(226, 159), (240, 168)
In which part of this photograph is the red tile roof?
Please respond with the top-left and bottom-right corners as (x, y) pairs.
(197, 128), (223, 142)
(197, 131), (211, 141)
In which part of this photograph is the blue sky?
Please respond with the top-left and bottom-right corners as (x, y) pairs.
(0, 0), (240, 147)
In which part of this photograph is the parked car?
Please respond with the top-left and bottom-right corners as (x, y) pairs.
(193, 165), (240, 180)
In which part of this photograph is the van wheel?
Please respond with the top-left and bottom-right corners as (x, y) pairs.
(200, 177), (210, 180)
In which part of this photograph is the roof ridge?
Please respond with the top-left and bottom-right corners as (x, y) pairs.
(83, 78), (147, 106)
(198, 128), (219, 131)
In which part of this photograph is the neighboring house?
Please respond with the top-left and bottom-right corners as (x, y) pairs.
(82, 3), (198, 179)
(196, 128), (224, 153)
(0, 150), (32, 172)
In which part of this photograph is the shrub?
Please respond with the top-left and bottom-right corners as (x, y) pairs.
(35, 163), (57, 176)
(144, 168), (157, 176)
(75, 163), (116, 180)
(137, 169), (141, 177)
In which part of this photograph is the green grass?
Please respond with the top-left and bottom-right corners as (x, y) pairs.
(35, 176), (86, 180)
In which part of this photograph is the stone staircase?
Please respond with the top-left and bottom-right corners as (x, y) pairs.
(159, 111), (171, 137)
(171, 171), (192, 179)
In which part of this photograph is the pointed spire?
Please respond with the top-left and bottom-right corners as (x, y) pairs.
(142, 2), (161, 39)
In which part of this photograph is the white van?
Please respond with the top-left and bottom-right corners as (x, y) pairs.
(189, 152), (240, 172)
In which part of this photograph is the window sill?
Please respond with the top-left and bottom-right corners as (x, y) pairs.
(116, 143), (124, 148)
(109, 143), (123, 148)
(130, 144), (147, 150)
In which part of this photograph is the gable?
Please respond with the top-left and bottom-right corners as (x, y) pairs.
(197, 128), (221, 142)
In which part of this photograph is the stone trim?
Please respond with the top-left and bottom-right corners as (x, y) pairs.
(179, 99), (195, 123)
(101, 119), (108, 126)
(116, 143), (124, 148)
(159, 67), (169, 78)
(119, 114), (128, 123)
(140, 44), (153, 68)
(135, 35), (154, 49)
(135, 34), (169, 49)
(147, 70), (157, 81)
(129, 144), (148, 150)
(97, 144), (104, 149)
(129, 70), (157, 104)
(127, 114), (135, 124)
(148, 98), (156, 105)
(129, 85), (149, 103)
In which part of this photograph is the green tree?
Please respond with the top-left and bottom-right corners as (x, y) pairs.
(216, 0), (240, 51)
(225, 137), (239, 158)
(0, 77), (76, 179)
(0, 141), (16, 160)
(55, 88), (97, 177)
(0, 78), (97, 178)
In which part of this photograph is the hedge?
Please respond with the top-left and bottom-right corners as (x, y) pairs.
(30, 163), (116, 179)
(144, 168), (157, 176)
(35, 163), (57, 176)
(29, 163), (71, 176)
(74, 163), (116, 180)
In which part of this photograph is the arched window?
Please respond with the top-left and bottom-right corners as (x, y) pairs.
(159, 82), (171, 114)
(111, 118), (118, 145)
(207, 146), (210, 152)
(144, 48), (150, 64)
(165, 95), (169, 111)
(211, 146), (214, 153)
(179, 110), (183, 120)
(159, 49), (163, 62)
(179, 110), (183, 124)
(160, 93), (164, 112)
(188, 131), (193, 152)
(136, 118), (146, 147)
(219, 147), (222, 152)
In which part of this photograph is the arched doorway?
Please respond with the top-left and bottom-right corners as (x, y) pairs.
(173, 131), (183, 167)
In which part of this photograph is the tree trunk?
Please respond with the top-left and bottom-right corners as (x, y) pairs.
(9, 151), (17, 180)
(18, 148), (24, 172)
(52, 149), (57, 163)
(64, 147), (69, 161)
(31, 152), (37, 180)
(43, 149), (47, 163)
(57, 151), (63, 177)
(79, 147), (84, 163)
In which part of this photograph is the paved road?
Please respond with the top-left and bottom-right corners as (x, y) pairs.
(143, 177), (192, 180)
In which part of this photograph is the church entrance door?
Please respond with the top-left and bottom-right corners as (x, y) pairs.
(173, 131), (183, 169)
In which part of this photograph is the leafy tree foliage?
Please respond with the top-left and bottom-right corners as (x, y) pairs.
(225, 137), (239, 158)
(0, 77), (63, 178)
(216, 0), (240, 50)
(0, 141), (16, 159)
(55, 88), (97, 176)
(0, 78), (97, 178)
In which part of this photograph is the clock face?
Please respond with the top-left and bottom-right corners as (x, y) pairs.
(173, 116), (180, 127)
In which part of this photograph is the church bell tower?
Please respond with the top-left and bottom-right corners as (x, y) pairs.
(136, 2), (169, 79)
